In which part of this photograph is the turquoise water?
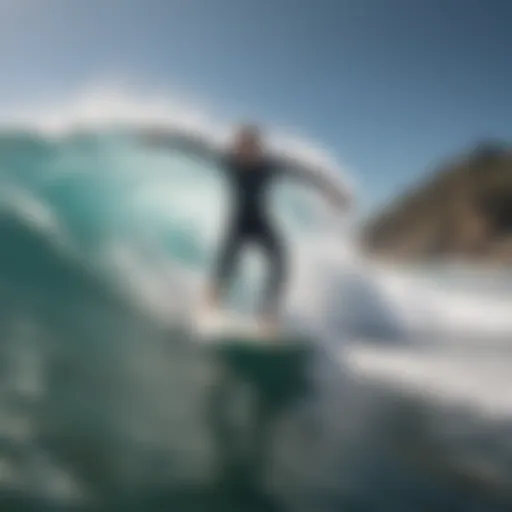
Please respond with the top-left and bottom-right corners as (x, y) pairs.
(0, 128), (511, 511)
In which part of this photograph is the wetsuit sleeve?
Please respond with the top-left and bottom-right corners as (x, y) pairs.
(140, 125), (224, 165)
(273, 154), (353, 211)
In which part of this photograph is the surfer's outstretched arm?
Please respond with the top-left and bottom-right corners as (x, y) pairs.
(276, 153), (353, 211)
(140, 125), (223, 164)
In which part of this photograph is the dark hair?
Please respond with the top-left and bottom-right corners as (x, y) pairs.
(236, 122), (262, 140)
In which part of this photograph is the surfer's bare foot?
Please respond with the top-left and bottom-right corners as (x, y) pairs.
(203, 286), (220, 313)
(259, 315), (279, 338)
(196, 287), (220, 330)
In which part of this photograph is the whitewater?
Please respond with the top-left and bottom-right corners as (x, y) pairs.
(0, 89), (511, 511)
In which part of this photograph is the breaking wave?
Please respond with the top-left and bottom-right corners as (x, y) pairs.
(0, 91), (511, 510)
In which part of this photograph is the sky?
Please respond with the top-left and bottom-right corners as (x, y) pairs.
(1, 0), (511, 211)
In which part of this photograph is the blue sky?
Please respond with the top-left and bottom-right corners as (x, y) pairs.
(1, 0), (511, 211)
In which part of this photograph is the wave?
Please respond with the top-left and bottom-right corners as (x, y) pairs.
(0, 91), (511, 509)
(1, 212), (510, 511)
(1, 113), (511, 343)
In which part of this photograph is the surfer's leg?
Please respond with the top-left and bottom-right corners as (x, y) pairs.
(208, 223), (244, 308)
(258, 224), (287, 327)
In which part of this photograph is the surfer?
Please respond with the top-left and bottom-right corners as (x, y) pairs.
(144, 123), (352, 334)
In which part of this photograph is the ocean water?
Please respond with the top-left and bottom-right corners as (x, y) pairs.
(0, 106), (511, 511)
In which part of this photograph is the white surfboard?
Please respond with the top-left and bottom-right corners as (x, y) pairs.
(192, 309), (287, 346)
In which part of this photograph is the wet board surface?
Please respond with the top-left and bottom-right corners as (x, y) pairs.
(193, 309), (307, 346)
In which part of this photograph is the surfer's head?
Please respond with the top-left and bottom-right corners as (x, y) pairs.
(231, 123), (264, 164)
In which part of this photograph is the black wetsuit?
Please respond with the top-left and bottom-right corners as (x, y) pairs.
(143, 128), (339, 314)
(215, 154), (286, 315)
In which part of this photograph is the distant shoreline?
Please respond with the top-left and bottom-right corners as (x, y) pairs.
(361, 142), (512, 266)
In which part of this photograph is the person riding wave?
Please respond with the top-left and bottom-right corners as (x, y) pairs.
(143, 123), (353, 335)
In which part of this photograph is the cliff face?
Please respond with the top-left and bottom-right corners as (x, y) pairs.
(362, 143), (512, 264)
